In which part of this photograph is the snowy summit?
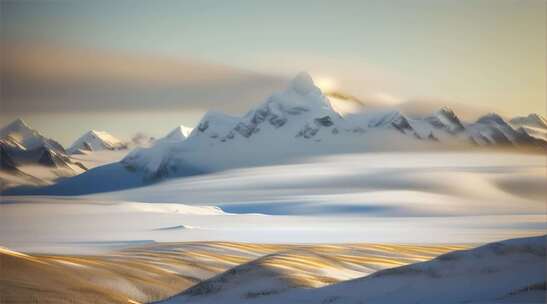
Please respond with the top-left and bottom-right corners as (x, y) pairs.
(164, 125), (194, 142)
(68, 130), (127, 154)
(0, 118), (65, 152)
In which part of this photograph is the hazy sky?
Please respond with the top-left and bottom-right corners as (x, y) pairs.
(1, 0), (545, 145)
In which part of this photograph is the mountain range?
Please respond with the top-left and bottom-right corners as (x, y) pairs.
(122, 72), (547, 180)
(2, 73), (546, 193)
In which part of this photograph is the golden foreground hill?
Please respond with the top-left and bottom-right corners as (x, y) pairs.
(0, 242), (466, 304)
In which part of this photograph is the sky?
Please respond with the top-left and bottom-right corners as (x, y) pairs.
(1, 0), (545, 145)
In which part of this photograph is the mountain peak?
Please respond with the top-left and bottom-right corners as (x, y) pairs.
(437, 106), (455, 115)
(11, 118), (29, 127)
(425, 107), (464, 133)
(68, 130), (125, 153)
(165, 125), (193, 141)
(289, 72), (317, 95)
(525, 113), (547, 128)
(477, 113), (506, 125)
(1, 118), (33, 134)
(0, 118), (66, 152)
(509, 113), (547, 130)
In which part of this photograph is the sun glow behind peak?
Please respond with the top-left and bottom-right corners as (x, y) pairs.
(314, 76), (337, 93)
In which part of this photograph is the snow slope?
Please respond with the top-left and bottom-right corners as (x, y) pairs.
(160, 235), (546, 304)
(68, 150), (129, 170)
(102, 152), (547, 218)
(2, 153), (544, 253)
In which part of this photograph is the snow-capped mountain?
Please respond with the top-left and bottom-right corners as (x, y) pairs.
(424, 107), (465, 134)
(122, 73), (546, 180)
(467, 113), (544, 146)
(0, 119), (87, 190)
(192, 72), (338, 142)
(0, 118), (65, 152)
(123, 72), (354, 176)
(68, 130), (127, 154)
(510, 113), (547, 129)
(509, 113), (547, 141)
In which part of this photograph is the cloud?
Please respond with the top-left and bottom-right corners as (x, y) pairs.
(0, 42), (286, 114)
(397, 98), (506, 121)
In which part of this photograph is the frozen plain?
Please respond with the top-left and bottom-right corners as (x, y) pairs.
(1, 152), (545, 254)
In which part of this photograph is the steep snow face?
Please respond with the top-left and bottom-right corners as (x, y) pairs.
(68, 130), (127, 153)
(0, 145), (18, 171)
(425, 107), (465, 134)
(0, 119), (64, 152)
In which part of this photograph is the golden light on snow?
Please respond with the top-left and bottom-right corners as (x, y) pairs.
(314, 76), (337, 93)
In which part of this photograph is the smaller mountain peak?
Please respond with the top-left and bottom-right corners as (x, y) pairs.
(85, 130), (117, 140)
(86, 130), (103, 136)
(166, 125), (193, 141)
(4, 118), (32, 131)
(68, 129), (124, 153)
(13, 118), (27, 125)
(437, 106), (455, 115)
(0, 118), (41, 144)
(477, 113), (506, 125)
(510, 113), (547, 129)
(289, 72), (317, 95)
(528, 113), (547, 124)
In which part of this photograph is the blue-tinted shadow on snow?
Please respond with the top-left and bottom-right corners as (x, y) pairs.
(3, 162), (204, 196)
(218, 200), (394, 216)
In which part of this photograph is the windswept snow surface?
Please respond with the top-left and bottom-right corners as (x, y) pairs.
(0, 241), (465, 304)
(102, 152), (547, 217)
(1, 152), (545, 253)
(161, 235), (546, 304)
